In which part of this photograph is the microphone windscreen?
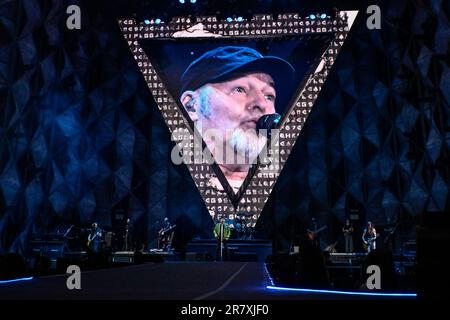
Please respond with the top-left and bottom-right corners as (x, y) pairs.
(256, 113), (281, 131)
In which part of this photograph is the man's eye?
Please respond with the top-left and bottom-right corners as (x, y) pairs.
(233, 87), (246, 93)
(265, 94), (275, 101)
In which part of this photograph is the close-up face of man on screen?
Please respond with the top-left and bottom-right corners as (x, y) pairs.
(179, 46), (294, 191)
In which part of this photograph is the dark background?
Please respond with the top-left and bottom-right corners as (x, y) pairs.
(0, 0), (448, 267)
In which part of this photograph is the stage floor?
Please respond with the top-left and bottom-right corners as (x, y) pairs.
(0, 262), (415, 300)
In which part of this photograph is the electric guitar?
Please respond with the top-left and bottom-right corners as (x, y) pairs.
(363, 234), (379, 250)
(325, 241), (338, 253)
(87, 230), (102, 247)
(159, 224), (176, 236)
(306, 225), (327, 240)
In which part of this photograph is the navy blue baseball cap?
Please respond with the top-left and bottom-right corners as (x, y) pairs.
(179, 46), (295, 111)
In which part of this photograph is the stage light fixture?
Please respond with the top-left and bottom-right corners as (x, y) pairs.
(144, 19), (150, 25)
(226, 17), (233, 22)
(320, 13), (327, 19)
(190, 0), (196, 3)
(179, 0), (185, 3)
(236, 16), (243, 22)
(155, 18), (161, 24)
(309, 14), (316, 20)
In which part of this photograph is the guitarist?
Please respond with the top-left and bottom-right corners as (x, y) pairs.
(158, 217), (175, 251)
(362, 221), (377, 253)
(306, 217), (326, 249)
(87, 222), (103, 253)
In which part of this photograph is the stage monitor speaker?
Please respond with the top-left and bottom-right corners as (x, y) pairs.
(112, 251), (145, 265)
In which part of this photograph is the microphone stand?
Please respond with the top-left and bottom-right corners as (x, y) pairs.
(220, 238), (223, 262)
(220, 226), (223, 262)
(63, 225), (74, 238)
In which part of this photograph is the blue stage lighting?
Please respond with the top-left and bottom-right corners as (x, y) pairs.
(236, 16), (243, 22)
(309, 14), (316, 20)
(144, 19), (150, 25)
(226, 17), (233, 22)
(179, 0), (185, 4)
(266, 286), (417, 297)
(155, 18), (161, 24)
(190, 0), (196, 3)
(320, 13), (327, 19)
(0, 277), (34, 284)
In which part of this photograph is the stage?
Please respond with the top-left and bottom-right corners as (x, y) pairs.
(0, 261), (415, 300)
(1, 0), (448, 303)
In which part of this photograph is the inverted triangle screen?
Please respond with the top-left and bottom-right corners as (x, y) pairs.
(119, 11), (358, 228)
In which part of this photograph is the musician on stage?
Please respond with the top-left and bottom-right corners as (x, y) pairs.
(123, 218), (134, 251)
(383, 217), (397, 253)
(214, 216), (231, 261)
(158, 217), (175, 251)
(306, 217), (325, 249)
(362, 221), (377, 253)
(87, 222), (103, 253)
(162, 217), (171, 230)
(342, 218), (354, 253)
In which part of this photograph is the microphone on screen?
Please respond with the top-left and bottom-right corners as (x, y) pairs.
(256, 113), (281, 138)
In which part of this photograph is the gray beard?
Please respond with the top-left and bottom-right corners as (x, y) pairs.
(229, 128), (266, 164)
